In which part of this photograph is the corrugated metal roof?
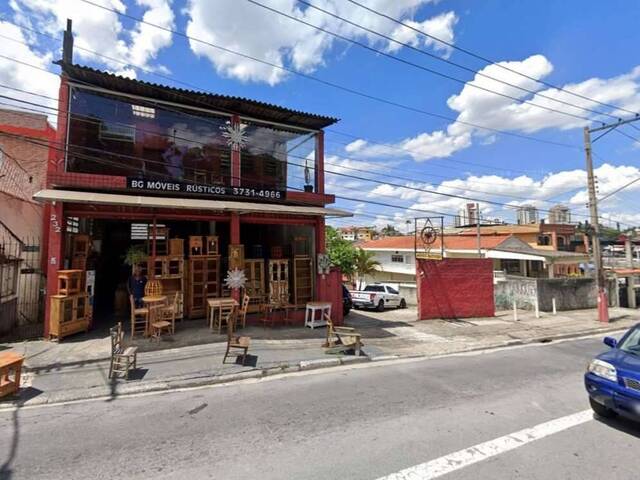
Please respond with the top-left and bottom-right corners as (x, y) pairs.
(58, 62), (339, 130)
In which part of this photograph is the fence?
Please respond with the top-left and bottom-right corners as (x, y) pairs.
(0, 236), (44, 340)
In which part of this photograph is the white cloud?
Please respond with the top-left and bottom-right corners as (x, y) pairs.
(11, 0), (174, 74)
(344, 55), (640, 161)
(0, 21), (58, 121)
(184, 0), (456, 85)
(386, 11), (458, 58)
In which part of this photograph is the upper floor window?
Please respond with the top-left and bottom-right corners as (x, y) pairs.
(391, 254), (404, 263)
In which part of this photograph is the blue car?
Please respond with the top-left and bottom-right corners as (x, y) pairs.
(585, 324), (640, 420)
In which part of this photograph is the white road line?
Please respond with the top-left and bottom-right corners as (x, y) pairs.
(376, 409), (593, 480)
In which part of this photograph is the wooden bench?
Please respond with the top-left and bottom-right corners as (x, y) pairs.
(324, 314), (362, 356)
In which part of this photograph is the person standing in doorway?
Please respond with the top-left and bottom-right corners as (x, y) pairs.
(128, 266), (147, 308)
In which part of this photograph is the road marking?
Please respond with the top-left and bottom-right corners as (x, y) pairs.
(376, 409), (593, 480)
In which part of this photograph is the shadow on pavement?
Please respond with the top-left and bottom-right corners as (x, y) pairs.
(595, 415), (640, 438)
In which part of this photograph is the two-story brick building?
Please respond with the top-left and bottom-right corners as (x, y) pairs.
(34, 27), (349, 337)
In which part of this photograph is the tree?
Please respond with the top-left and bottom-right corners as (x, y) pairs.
(380, 224), (400, 237)
(325, 226), (356, 279)
(354, 247), (381, 289)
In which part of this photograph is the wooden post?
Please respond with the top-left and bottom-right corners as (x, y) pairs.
(230, 213), (240, 301)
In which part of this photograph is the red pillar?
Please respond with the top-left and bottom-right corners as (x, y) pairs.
(230, 212), (240, 301)
(315, 216), (326, 302)
(315, 130), (324, 195)
(230, 115), (241, 187)
(43, 75), (70, 336)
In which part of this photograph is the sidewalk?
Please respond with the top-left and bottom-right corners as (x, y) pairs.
(2, 307), (638, 407)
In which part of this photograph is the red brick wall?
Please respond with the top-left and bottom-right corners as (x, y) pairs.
(417, 258), (495, 319)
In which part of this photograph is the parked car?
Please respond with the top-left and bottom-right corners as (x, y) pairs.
(584, 324), (640, 420)
(350, 284), (407, 311)
(342, 284), (352, 316)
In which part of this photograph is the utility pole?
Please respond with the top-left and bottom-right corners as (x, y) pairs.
(476, 202), (482, 257)
(583, 127), (608, 322)
(584, 115), (640, 323)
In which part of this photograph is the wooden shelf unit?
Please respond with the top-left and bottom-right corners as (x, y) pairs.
(244, 259), (265, 312)
(186, 255), (220, 319)
(293, 256), (314, 306)
(137, 256), (185, 319)
(268, 259), (289, 305)
(49, 293), (91, 341)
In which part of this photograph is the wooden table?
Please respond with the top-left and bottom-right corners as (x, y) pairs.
(262, 303), (297, 328)
(0, 352), (25, 398)
(207, 298), (239, 331)
(142, 295), (167, 336)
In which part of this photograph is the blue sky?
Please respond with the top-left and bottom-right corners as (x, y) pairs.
(1, 0), (639, 230)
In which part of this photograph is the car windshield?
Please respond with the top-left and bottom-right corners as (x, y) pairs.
(618, 328), (640, 356)
(364, 285), (385, 292)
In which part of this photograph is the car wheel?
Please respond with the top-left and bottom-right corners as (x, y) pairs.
(353, 305), (360, 310)
(399, 299), (407, 309)
(377, 300), (385, 312)
(589, 397), (617, 419)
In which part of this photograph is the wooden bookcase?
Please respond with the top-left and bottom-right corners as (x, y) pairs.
(49, 293), (90, 341)
(293, 256), (313, 306)
(244, 259), (265, 312)
(268, 259), (289, 305)
(186, 255), (220, 318)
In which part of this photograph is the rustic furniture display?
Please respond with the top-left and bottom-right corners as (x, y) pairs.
(49, 293), (91, 340)
(187, 255), (221, 318)
(324, 314), (362, 356)
(189, 236), (204, 256)
(0, 352), (24, 398)
(57, 270), (83, 295)
(205, 235), (219, 255)
(268, 259), (289, 305)
(293, 256), (313, 306)
(147, 226), (169, 256)
(207, 297), (239, 333)
(304, 301), (331, 329)
(244, 259), (265, 312)
(169, 238), (184, 256)
(229, 244), (245, 270)
(109, 323), (138, 379)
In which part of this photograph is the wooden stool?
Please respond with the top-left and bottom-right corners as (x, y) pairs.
(0, 352), (25, 398)
(57, 270), (83, 295)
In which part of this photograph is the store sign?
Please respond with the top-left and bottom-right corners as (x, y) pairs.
(127, 178), (286, 201)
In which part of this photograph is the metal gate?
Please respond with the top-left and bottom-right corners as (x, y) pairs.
(0, 236), (45, 341)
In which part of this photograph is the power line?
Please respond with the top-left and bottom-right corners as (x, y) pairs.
(292, 0), (617, 121)
(74, 0), (581, 151)
(345, 0), (640, 118)
(246, 0), (593, 125)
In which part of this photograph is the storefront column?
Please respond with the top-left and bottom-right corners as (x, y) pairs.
(315, 216), (326, 301)
(231, 115), (241, 187)
(44, 201), (64, 338)
(231, 212), (240, 301)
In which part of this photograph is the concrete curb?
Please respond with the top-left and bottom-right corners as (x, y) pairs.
(0, 324), (628, 410)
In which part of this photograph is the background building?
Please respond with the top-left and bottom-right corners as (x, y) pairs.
(517, 205), (539, 225)
(548, 204), (571, 224)
(455, 203), (480, 227)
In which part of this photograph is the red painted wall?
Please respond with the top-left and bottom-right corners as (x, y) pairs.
(417, 258), (494, 320)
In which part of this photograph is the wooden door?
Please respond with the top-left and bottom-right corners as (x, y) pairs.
(269, 260), (289, 304)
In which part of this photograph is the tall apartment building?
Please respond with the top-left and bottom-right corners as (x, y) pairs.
(517, 204), (539, 225)
(455, 203), (480, 227)
(548, 204), (571, 224)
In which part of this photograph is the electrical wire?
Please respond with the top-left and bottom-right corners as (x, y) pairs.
(345, 0), (640, 118)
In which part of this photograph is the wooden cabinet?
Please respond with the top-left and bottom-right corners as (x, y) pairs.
(244, 259), (265, 312)
(49, 294), (90, 341)
(293, 256), (313, 306)
(186, 256), (220, 318)
(268, 259), (289, 305)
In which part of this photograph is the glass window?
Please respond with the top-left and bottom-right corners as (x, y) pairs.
(387, 287), (399, 294)
(391, 254), (404, 263)
(241, 121), (316, 192)
(619, 328), (640, 355)
(363, 285), (385, 292)
(67, 88), (232, 185)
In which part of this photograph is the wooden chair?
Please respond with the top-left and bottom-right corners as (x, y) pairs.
(157, 292), (179, 334)
(214, 303), (236, 334)
(109, 323), (138, 379)
(324, 314), (362, 356)
(238, 294), (250, 329)
(223, 307), (251, 365)
(129, 295), (149, 338)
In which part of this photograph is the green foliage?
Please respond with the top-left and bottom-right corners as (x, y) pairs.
(123, 245), (148, 266)
(354, 247), (381, 289)
(380, 224), (400, 236)
(325, 226), (356, 278)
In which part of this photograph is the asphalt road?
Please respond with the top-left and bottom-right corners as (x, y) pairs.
(1, 335), (639, 480)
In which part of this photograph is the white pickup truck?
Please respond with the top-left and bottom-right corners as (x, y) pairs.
(350, 284), (407, 311)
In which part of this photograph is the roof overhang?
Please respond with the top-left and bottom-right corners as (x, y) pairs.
(33, 190), (352, 218)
